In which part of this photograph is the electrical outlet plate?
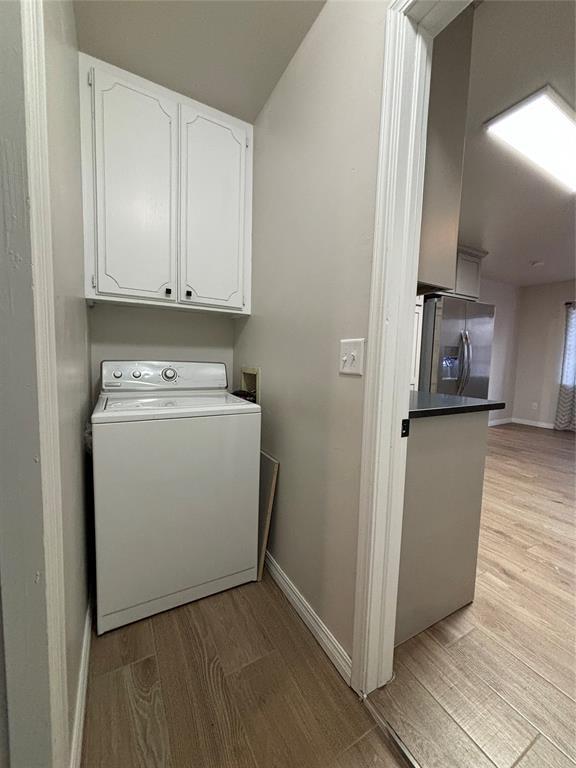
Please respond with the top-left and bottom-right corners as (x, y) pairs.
(340, 338), (366, 375)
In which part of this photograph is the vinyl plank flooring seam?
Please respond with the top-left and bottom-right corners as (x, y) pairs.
(449, 630), (576, 764)
(88, 619), (156, 678)
(401, 633), (537, 768)
(92, 652), (158, 679)
(380, 660), (501, 768)
(509, 736), (542, 768)
(483, 680), (576, 767)
(150, 606), (259, 768)
(333, 723), (378, 761)
(336, 723), (413, 768)
(518, 735), (576, 768)
(220, 673), (262, 768)
(390, 662), (483, 757)
(443, 624), (476, 648)
(122, 656), (174, 768)
(464, 618), (576, 704)
(222, 647), (278, 678)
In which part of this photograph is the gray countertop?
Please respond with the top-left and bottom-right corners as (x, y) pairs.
(409, 391), (506, 419)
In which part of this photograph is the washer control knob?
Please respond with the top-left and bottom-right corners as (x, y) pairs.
(112, 370), (122, 379)
(162, 367), (177, 381)
(132, 370), (142, 379)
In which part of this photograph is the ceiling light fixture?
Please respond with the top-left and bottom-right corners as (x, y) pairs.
(485, 85), (576, 193)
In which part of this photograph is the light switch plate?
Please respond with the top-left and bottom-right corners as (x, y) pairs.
(339, 338), (366, 375)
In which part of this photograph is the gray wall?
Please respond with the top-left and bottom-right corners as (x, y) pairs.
(234, 0), (386, 653)
(0, 2), (53, 764)
(513, 280), (576, 427)
(479, 278), (519, 424)
(89, 305), (235, 392)
(44, 0), (92, 731)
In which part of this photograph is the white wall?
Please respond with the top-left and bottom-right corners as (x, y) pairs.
(89, 305), (235, 391)
(0, 2), (53, 762)
(480, 278), (519, 424)
(513, 280), (576, 427)
(44, 0), (93, 731)
(234, 0), (386, 654)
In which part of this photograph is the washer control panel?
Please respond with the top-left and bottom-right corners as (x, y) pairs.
(101, 361), (227, 391)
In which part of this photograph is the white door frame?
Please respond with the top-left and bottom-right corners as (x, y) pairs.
(20, 0), (70, 763)
(351, 0), (473, 696)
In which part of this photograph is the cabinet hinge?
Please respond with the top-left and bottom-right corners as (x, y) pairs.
(246, 137), (249, 148)
(91, 274), (96, 288)
(401, 418), (410, 438)
(87, 69), (93, 87)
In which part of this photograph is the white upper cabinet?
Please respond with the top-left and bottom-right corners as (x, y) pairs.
(80, 54), (252, 314)
(93, 68), (178, 302)
(180, 106), (247, 310)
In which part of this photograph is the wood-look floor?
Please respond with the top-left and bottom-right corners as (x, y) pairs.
(369, 423), (576, 768)
(81, 572), (407, 767)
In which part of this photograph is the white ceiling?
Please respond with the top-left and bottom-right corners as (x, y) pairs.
(458, 0), (575, 287)
(73, 0), (325, 122)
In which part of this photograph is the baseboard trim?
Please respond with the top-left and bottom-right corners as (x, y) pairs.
(265, 552), (352, 685)
(511, 418), (554, 430)
(70, 606), (91, 768)
(489, 418), (512, 427)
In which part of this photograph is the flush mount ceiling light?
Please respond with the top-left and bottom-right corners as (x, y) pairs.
(485, 85), (576, 193)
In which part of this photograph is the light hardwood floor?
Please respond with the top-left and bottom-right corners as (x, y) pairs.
(81, 572), (407, 767)
(369, 423), (576, 768)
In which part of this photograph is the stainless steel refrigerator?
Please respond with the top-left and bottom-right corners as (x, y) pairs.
(419, 294), (495, 398)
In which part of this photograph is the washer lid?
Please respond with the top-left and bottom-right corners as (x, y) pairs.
(92, 391), (260, 423)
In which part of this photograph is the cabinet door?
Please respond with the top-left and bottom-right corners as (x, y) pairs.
(179, 105), (247, 310)
(93, 68), (177, 301)
(417, 8), (473, 291)
(464, 301), (494, 398)
(455, 253), (481, 298)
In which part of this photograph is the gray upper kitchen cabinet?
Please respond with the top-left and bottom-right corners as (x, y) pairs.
(79, 54), (253, 314)
(417, 7), (474, 292)
(454, 246), (485, 299)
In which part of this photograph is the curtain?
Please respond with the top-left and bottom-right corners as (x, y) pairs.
(555, 302), (576, 431)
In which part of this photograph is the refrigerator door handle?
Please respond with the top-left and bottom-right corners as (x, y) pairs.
(464, 331), (472, 391)
(457, 330), (467, 395)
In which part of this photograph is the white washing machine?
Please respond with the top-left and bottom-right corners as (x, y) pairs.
(91, 360), (261, 634)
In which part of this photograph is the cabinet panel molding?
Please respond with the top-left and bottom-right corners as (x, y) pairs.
(93, 69), (178, 300)
(180, 107), (247, 310)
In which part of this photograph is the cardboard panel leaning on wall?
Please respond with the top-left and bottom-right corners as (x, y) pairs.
(513, 280), (576, 428)
(234, 0), (387, 654)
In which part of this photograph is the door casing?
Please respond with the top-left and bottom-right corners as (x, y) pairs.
(351, 0), (474, 696)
